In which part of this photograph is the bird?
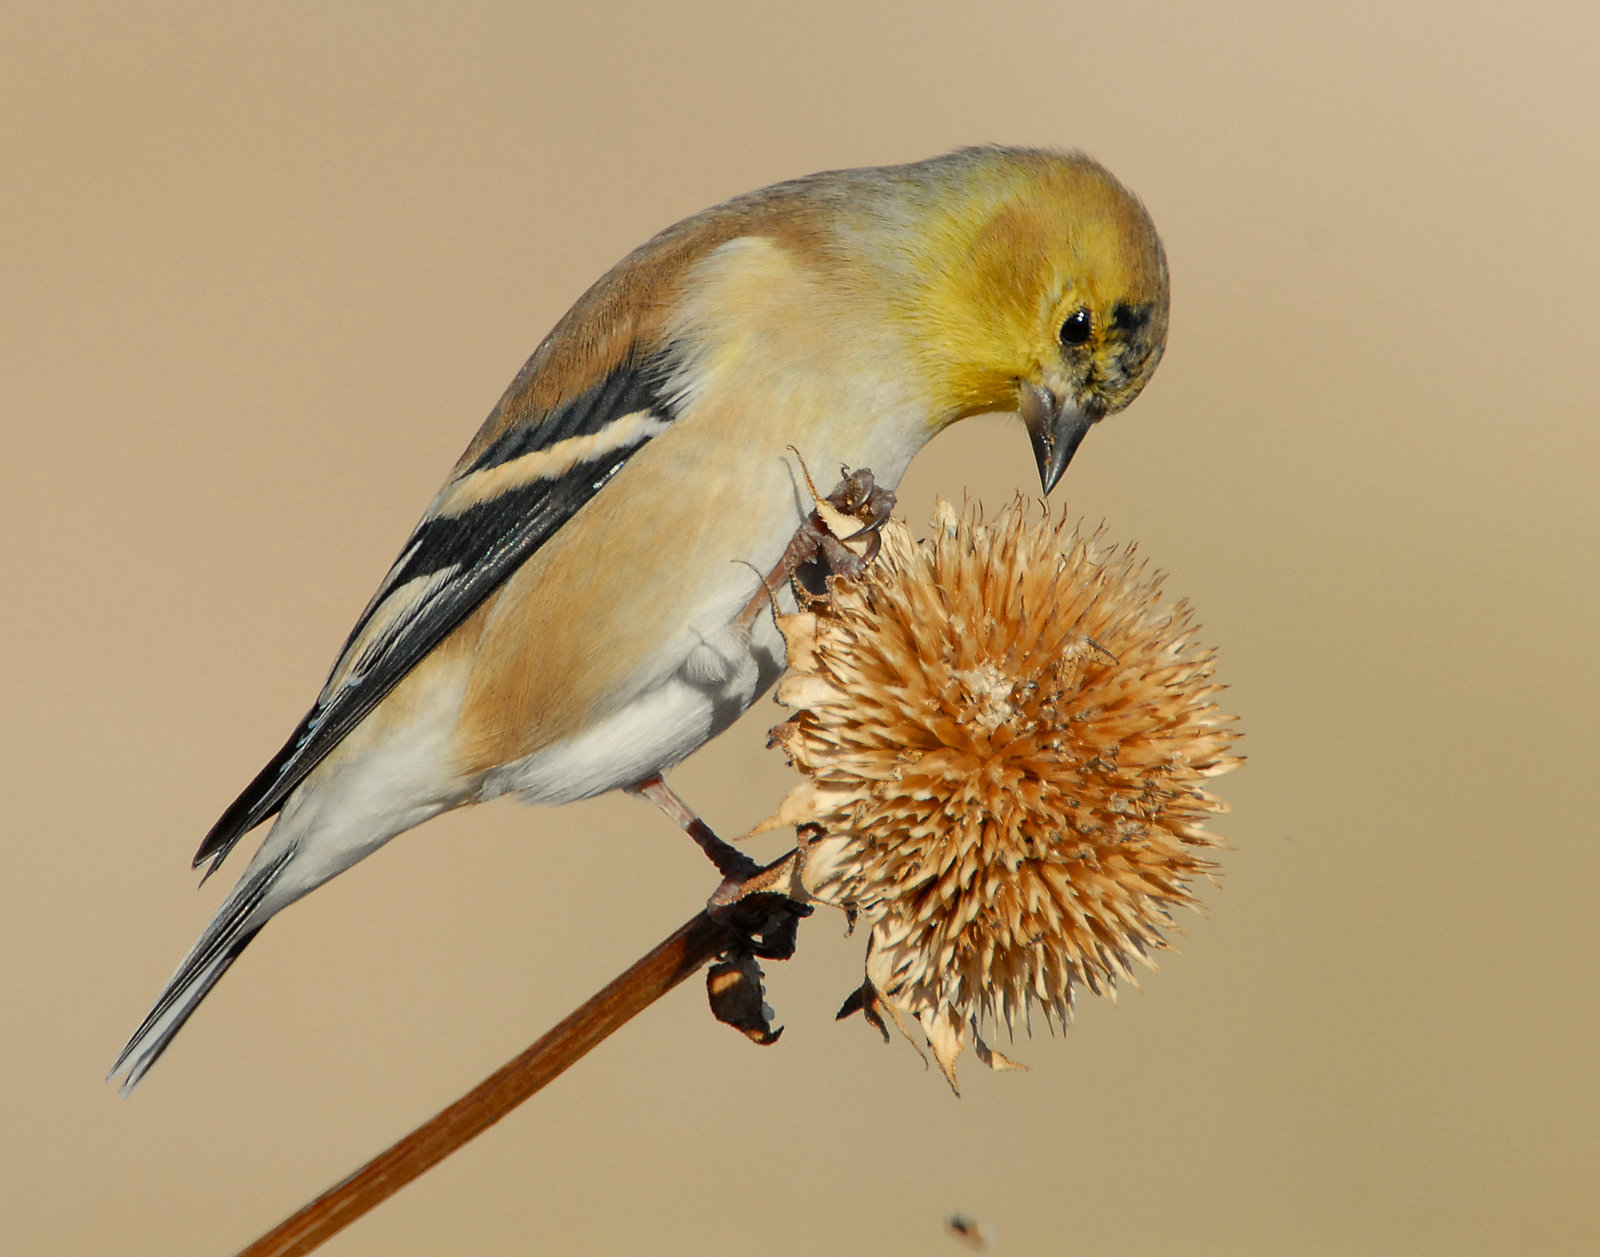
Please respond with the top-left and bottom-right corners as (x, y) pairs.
(110, 145), (1170, 1092)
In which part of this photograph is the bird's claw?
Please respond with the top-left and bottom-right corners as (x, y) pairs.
(703, 851), (810, 1045)
(736, 460), (896, 625)
(789, 460), (897, 591)
(707, 849), (810, 960)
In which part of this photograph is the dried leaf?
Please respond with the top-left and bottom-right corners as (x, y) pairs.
(973, 1032), (1028, 1073)
(707, 953), (782, 1046)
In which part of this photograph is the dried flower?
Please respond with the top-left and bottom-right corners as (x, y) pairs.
(761, 498), (1240, 1088)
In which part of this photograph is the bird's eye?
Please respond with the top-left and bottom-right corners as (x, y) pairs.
(1059, 308), (1092, 346)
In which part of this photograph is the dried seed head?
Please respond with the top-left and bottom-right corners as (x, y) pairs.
(763, 498), (1241, 1088)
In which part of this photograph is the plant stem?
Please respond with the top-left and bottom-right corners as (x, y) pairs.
(234, 910), (736, 1257)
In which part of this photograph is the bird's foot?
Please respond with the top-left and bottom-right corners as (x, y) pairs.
(627, 774), (810, 1045)
(702, 850), (810, 1045)
(706, 848), (810, 960)
(626, 774), (810, 958)
(737, 460), (896, 628)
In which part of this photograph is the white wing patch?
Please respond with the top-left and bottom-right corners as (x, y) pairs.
(321, 565), (460, 700)
(432, 410), (673, 520)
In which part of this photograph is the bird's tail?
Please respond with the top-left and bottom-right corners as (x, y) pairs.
(109, 846), (293, 1094)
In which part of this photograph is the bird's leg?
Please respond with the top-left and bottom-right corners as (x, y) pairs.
(627, 774), (759, 882)
(628, 465), (891, 960)
(626, 774), (808, 961)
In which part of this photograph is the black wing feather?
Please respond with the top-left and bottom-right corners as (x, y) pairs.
(193, 355), (673, 873)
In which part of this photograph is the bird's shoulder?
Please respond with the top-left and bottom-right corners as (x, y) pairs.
(458, 185), (850, 464)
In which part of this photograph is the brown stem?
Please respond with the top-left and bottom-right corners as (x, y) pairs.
(234, 910), (737, 1257)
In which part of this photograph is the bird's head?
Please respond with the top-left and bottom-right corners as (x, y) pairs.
(906, 149), (1170, 493)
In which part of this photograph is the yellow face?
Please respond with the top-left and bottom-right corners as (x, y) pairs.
(1033, 215), (1169, 421)
(911, 152), (1170, 431)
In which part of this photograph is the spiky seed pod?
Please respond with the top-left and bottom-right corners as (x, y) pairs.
(762, 498), (1240, 1089)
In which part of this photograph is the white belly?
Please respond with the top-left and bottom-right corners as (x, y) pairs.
(475, 606), (788, 805)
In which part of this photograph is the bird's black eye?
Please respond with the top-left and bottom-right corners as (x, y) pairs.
(1059, 307), (1092, 346)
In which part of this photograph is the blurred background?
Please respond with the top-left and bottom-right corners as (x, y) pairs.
(4, 2), (1597, 1254)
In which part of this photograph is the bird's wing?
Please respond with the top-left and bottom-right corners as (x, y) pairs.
(193, 352), (676, 875)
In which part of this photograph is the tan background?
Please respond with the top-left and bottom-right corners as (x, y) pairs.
(4, 2), (1597, 1254)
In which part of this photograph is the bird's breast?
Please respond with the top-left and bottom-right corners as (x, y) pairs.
(451, 249), (940, 798)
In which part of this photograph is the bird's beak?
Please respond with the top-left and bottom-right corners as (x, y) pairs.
(1019, 383), (1100, 495)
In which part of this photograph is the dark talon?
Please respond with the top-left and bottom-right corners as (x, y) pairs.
(709, 891), (810, 960)
(707, 849), (812, 960)
(738, 460), (896, 618)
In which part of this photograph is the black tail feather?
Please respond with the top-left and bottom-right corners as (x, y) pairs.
(110, 846), (291, 1092)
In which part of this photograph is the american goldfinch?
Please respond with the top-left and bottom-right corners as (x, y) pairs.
(111, 145), (1169, 1091)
